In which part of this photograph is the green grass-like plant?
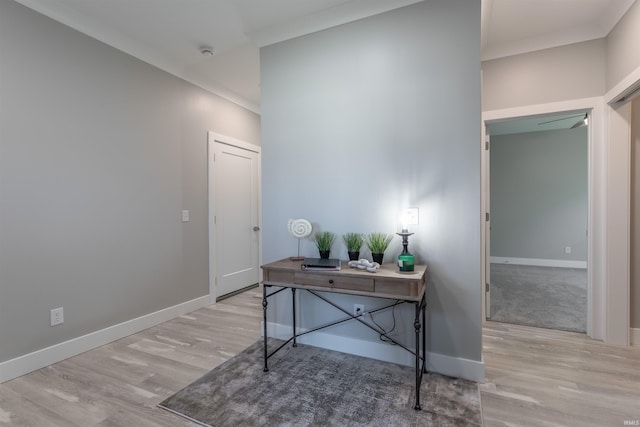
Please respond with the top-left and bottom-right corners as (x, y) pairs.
(313, 231), (336, 252)
(342, 233), (364, 252)
(366, 232), (393, 254)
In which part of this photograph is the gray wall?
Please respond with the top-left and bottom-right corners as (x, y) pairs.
(261, 0), (482, 366)
(606, 0), (640, 91)
(490, 128), (588, 262)
(482, 39), (606, 111)
(0, 1), (260, 363)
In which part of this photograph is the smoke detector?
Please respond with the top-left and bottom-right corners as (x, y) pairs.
(200, 46), (214, 56)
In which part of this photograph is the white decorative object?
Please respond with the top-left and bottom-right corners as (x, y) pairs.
(288, 218), (312, 260)
(348, 259), (380, 273)
(288, 219), (312, 238)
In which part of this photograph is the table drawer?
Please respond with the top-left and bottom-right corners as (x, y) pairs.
(264, 270), (294, 284)
(375, 279), (421, 297)
(294, 272), (374, 292)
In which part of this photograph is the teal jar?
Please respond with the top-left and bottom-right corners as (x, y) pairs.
(397, 253), (415, 272)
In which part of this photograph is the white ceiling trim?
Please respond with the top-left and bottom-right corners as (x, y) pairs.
(14, 0), (258, 113)
(482, 25), (606, 61)
(482, 0), (635, 62)
(248, 0), (423, 47)
(14, 0), (423, 113)
(605, 62), (640, 104)
(189, 80), (261, 114)
(13, 0), (177, 74)
(15, 0), (635, 111)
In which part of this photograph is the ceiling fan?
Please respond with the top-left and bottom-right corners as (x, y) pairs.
(538, 113), (588, 129)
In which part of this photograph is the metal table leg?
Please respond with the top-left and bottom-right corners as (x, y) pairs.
(414, 301), (422, 410)
(263, 284), (269, 372)
(422, 295), (427, 373)
(292, 288), (297, 347)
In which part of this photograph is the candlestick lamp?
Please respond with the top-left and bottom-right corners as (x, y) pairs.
(396, 208), (418, 272)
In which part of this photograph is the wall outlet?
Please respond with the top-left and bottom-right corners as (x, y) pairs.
(353, 304), (364, 316)
(565, 246), (572, 254)
(50, 307), (64, 326)
(182, 209), (190, 222)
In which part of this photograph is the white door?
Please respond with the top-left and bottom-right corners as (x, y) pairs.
(208, 133), (260, 300)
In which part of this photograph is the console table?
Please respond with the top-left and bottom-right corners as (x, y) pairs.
(261, 258), (427, 410)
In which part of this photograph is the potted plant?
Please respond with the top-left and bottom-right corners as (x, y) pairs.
(366, 232), (393, 264)
(343, 233), (364, 261)
(314, 231), (336, 259)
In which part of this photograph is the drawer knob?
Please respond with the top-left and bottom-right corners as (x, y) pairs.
(328, 279), (334, 284)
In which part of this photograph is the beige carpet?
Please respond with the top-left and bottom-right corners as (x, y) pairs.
(489, 263), (587, 332)
(159, 339), (481, 427)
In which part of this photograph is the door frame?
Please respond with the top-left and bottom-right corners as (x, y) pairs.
(603, 66), (640, 346)
(207, 131), (262, 304)
(481, 97), (604, 340)
(481, 130), (490, 319)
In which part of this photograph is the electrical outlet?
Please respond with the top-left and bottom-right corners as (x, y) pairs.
(50, 307), (64, 326)
(354, 304), (364, 316)
(565, 246), (572, 254)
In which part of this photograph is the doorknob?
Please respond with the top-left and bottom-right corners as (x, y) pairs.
(253, 226), (260, 231)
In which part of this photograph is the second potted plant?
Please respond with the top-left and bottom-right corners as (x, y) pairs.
(343, 232), (364, 261)
(314, 231), (336, 259)
(366, 232), (393, 264)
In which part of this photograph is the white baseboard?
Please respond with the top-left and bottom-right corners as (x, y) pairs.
(491, 256), (587, 269)
(631, 328), (640, 346)
(0, 296), (210, 383)
(264, 322), (484, 383)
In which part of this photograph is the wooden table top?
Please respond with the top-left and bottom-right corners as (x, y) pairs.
(261, 258), (427, 301)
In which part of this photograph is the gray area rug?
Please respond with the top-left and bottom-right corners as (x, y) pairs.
(159, 339), (481, 427)
(489, 263), (587, 333)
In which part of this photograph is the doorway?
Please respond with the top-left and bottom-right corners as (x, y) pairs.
(485, 112), (589, 332)
(208, 132), (261, 302)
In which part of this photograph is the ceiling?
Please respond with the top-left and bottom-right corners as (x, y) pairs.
(482, 0), (634, 61)
(14, 0), (636, 114)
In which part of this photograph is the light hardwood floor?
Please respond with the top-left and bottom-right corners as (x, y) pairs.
(482, 321), (640, 426)
(0, 288), (264, 426)
(1, 288), (638, 426)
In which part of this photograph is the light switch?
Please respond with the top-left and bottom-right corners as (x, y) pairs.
(406, 208), (419, 225)
(182, 210), (190, 222)
(399, 208), (419, 227)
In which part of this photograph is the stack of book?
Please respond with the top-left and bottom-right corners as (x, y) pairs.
(300, 258), (341, 271)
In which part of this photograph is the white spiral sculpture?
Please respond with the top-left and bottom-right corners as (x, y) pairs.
(288, 219), (312, 239)
(288, 219), (312, 259)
